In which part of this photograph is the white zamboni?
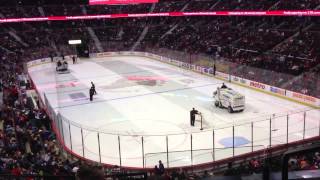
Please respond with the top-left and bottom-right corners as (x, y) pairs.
(56, 61), (70, 74)
(213, 85), (245, 113)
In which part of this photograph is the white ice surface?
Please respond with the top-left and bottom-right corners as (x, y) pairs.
(28, 56), (320, 168)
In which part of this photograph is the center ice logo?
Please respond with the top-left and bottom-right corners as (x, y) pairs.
(101, 76), (168, 90)
(127, 76), (167, 87)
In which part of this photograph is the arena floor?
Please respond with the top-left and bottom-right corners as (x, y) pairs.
(28, 56), (320, 168)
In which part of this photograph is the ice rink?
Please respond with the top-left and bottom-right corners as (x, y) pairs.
(28, 55), (320, 168)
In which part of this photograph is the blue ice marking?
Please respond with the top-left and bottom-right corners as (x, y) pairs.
(219, 136), (250, 148)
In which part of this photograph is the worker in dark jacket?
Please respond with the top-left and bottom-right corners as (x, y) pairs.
(221, 83), (227, 89)
(91, 82), (97, 95)
(89, 87), (95, 101)
(190, 108), (199, 126)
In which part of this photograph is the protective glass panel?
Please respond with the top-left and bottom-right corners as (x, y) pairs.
(61, 118), (71, 150)
(82, 129), (100, 162)
(214, 127), (233, 159)
(271, 114), (288, 145)
(252, 120), (269, 151)
(99, 133), (120, 165)
(120, 135), (143, 167)
(168, 151), (191, 167)
(144, 135), (167, 168)
(69, 125), (84, 158)
(168, 134), (191, 167)
(288, 112), (304, 143)
(192, 131), (213, 164)
(234, 123), (252, 156)
(193, 149), (213, 165)
(215, 147), (233, 161)
(305, 109), (320, 138)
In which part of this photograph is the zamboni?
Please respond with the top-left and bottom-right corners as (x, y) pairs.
(213, 84), (245, 113)
(56, 60), (70, 74)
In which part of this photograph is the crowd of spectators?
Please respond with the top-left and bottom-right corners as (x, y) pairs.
(0, 55), (78, 178)
(0, 16), (319, 97)
(223, 158), (264, 176)
(288, 151), (320, 171)
(149, 150), (320, 179)
(0, 52), (119, 179)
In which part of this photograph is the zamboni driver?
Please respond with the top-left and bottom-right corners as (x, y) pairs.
(57, 60), (62, 67)
(221, 83), (228, 89)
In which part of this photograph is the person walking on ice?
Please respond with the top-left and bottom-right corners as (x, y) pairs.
(89, 87), (95, 101)
(91, 82), (97, 95)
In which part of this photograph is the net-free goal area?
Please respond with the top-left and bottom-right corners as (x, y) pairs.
(27, 53), (320, 168)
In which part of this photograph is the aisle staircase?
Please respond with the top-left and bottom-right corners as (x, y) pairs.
(159, 1), (191, 40)
(38, 6), (46, 16)
(131, 26), (149, 51)
(270, 24), (314, 52)
(8, 31), (29, 47)
(0, 45), (13, 53)
(209, 0), (221, 10)
(49, 38), (59, 55)
(87, 27), (104, 52)
(160, 24), (179, 40)
(149, 3), (156, 12)
(81, 5), (87, 14)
